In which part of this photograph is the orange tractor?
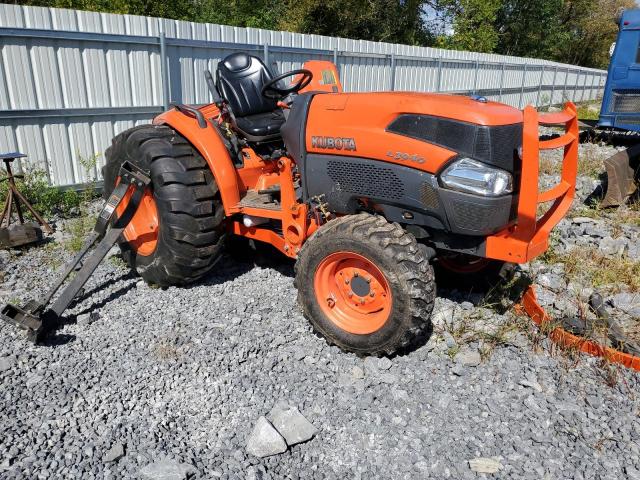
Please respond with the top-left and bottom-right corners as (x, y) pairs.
(2, 53), (579, 356)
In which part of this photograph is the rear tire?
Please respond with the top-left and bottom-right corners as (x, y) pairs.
(103, 125), (225, 287)
(295, 213), (435, 356)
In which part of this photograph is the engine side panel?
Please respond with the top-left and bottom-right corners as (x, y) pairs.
(304, 154), (515, 236)
(387, 114), (522, 173)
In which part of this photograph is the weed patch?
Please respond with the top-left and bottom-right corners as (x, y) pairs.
(576, 101), (601, 121)
(0, 154), (101, 221)
(63, 215), (97, 253)
(541, 245), (640, 293)
(0, 168), (82, 219)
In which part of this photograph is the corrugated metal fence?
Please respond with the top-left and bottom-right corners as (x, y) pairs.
(0, 4), (607, 187)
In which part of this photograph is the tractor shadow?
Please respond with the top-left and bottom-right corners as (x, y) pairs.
(40, 270), (140, 346)
(434, 267), (532, 315)
(195, 242), (535, 357)
(196, 241), (295, 287)
(41, 244), (287, 346)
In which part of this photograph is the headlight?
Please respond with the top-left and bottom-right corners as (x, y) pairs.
(440, 158), (513, 197)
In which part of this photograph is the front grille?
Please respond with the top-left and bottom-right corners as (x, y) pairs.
(420, 182), (439, 209)
(386, 114), (521, 172)
(618, 116), (640, 125)
(327, 160), (404, 200)
(610, 90), (640, 113)
(450, 199), (502, 231)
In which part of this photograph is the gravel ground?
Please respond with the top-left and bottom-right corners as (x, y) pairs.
(1, 139), (639, 479)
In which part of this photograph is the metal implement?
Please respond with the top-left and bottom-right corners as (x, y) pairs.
(0, 161), (150, 342)
(517, 285), (640, 373)
(0, 152), (54, 247)
(601, 143), (640, 208)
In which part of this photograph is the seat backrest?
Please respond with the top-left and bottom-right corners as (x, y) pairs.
(216, 53), (278, 118)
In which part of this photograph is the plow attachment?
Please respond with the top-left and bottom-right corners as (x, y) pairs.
(601, 143), (640, 208)
(517, 286), (640, 372)
(0, 161), (150, 342)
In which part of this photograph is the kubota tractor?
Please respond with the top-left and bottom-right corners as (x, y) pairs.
(1, 53), (579, 356)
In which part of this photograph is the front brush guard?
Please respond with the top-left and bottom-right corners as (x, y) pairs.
(0, 161), (151, 342)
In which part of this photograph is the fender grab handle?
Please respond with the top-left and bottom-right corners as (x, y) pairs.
(170, 103), (207, 129)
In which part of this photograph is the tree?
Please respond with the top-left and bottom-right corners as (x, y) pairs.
(14, 0), (636, 68)
(196, 0), (285, 30)
(280, 0), (431, 46)
(495, 0), (563, 59)
(550, 0), (634, 68)
(426, 0), (501, 53)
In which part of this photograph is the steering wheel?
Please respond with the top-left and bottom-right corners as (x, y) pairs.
(261, 69), (313, 99)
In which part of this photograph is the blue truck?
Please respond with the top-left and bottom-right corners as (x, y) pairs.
(597, 8), (640, 206)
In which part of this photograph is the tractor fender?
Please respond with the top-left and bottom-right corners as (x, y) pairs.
(153, 108), (240, 214)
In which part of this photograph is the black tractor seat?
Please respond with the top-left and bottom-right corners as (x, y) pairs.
(235, 110), (285, 138)
(216, 52), (285, 142)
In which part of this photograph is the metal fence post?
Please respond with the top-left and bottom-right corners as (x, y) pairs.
(333, 45), (338, 66)
(548, 66), (558, 107)
(561, 67), (569, 103)
(499, 62), (505, 102)
(519, 63), (527, 109)
(390, 53), (396, 91)
(472, 60), (479, 94)
(263, 43), (269, 66)
(535, 65), (545, 107)
(159, 32), (170, 110)
(576, 71), (583, 102)
(435, 57), (443, 92)
(589, 74), (596, 101)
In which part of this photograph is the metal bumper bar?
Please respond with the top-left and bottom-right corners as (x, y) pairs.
(485, 102), (579, 263)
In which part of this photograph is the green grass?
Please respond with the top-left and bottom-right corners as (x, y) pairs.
(540, 244), (640, 293)
(576, 100), (602, 121)
(63, 215), (97, 253)
(0, 169), (83, 219)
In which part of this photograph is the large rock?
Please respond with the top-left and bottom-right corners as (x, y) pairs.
(245, 416), (288, 458)
(468, 457), (502, 474)
(536, 273), (565, 292)
(0, 356), (14, 372)
(267, 402), (317, 446)
(456, 348), (481, 367)
(363, 356), (393, 372)
(139, 458), (196, 480)
(598, 236), (627, 257)
(102, 442), (125, 463)
(611, 292), (639, 314)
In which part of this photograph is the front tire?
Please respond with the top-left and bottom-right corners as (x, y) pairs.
(103, 125), (225, 287)
(295, 213), (435, 356)
(434, 253), (511, 291)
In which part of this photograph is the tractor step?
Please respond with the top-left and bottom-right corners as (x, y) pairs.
(0, 161), (151, 342)
(238, 189), (280, 211)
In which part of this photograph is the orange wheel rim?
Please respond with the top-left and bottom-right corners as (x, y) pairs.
(439, 255), (490, 274)
(314, 251), (392, 335)
(115, 178), (159, 257)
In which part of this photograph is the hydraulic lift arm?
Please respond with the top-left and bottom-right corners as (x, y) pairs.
(0, 161), (150, 342)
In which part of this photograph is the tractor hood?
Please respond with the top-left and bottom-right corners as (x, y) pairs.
(304, 91), (523, 174)
(312, 92), (523, 126)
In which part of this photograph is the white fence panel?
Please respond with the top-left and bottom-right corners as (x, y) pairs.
(0, 4), (607, 187)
